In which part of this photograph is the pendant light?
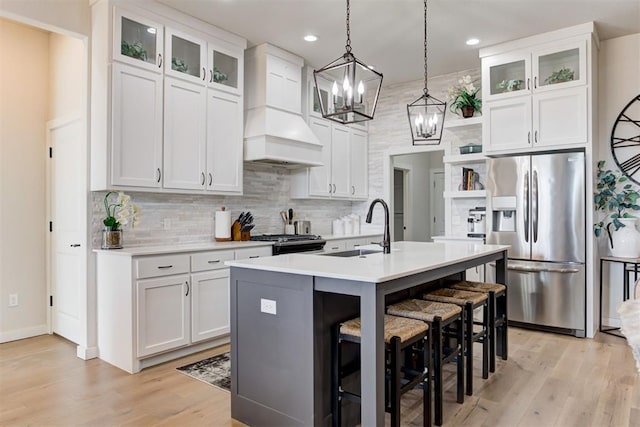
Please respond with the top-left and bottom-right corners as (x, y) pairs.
(313, 0), (383, 125)
(407, 0), (446, 145)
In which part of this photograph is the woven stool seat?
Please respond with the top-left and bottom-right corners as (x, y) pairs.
(423, 288), (488, 306)
(450, 280), (506, 294)
(340, 314), (429, 344)
(387, 299), (462, 322)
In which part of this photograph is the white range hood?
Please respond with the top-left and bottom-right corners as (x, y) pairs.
(244, 44), (323, 168)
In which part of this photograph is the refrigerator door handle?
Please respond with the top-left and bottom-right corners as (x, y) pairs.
(532, 170), (539, 243)
(524, 171), (529, 243)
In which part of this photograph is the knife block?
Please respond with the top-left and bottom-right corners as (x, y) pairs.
(241, 231), (250, 241)
(232, 221), (242, 241)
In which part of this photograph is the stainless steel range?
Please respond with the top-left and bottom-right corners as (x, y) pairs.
(250, 234), (326, 255)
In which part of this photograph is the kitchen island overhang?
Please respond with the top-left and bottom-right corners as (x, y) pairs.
(227, 241), (509, 427)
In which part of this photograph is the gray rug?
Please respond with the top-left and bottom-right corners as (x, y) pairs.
(176, 352), (231, 391)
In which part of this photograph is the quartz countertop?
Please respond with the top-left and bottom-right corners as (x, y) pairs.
(93, 240), (273, 256)
(226, 241), (509, 283)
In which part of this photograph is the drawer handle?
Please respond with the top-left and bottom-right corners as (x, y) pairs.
(207, 260), (221, 264)
(70, 244), (81, 247)
(157, 265), (173, 269)
(331, 246), (340, 250)
(249, 256), (260, 259)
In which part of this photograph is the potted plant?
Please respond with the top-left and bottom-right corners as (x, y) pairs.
(593, 161), (640, 258)
(102, 191), (140, 249)
(448, 75), (482, 118)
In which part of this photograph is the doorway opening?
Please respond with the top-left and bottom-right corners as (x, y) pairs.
(393, 168), (409, 241)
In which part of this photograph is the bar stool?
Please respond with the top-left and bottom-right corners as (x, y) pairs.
(450, 280), (508, 372)
(422, 288), (489, 397)
(386, 299), (464, 426)
(332, 314), (432, 427)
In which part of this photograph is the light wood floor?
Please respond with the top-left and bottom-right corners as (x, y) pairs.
(0, 328), (638, 426)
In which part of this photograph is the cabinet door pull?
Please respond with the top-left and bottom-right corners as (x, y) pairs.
(329, 184), (332, 194)
(158, 53), (163, 68)
(156, 168), (162, 183)
(249, 255), (260, 259)
(202, 67), (206, 80)
(201, 172), (205, 186)
(70, 244), (81, 247)
(534, 76), (537, 89)
(351, 185), (355, 195)
(185, 281), (190, 296)
(333, 184), (336, 193)
(208, 173), (213, 186)
(527, 132), (531, 144)
(207, 260), (221, 264)
(209, 69), (213, 83)
(527, 78), (530, 90)
(157, 265), (173, 269)
(534, 130), (538, 143)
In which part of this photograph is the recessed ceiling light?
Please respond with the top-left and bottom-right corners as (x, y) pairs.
(304, 35), (318, 42)
(466, 38), (480, 46)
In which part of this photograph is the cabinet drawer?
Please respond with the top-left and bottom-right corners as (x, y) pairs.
(235, 246), (272, 260)
(324, 240), (347, 253)
(136, 254), (190, 279)
(191, 250), (235, 272)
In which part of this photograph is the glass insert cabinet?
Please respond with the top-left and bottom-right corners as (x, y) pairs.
(114, 9), (164, 72)
(483, 39), (586, 101)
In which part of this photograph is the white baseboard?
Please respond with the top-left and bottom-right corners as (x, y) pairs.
(602, 317), (621, 328)
(77, 345), (99, 360)
(0, 324), (48, 343)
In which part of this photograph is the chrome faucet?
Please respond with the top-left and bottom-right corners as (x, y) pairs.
(366, 198), (391, 254)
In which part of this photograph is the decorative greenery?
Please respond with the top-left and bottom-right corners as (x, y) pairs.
(212, 67), (228, 84)
(448, 75), (482, 116)
(121, 41), (147, 61)
(495, 79), (524, 93)
(593, 160), (640, 238)
(545, 67), (574, 85)
(103, 191), (140, 231)
(172, 58), (188, 73)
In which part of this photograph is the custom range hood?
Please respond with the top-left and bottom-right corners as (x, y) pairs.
(244, 44), (323, 168)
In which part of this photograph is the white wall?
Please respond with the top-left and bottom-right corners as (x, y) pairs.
(597, 33), (640, 326)
(49, 33), (85, 119)
(0, 0), (90, 37)
(0, 18), (50, 341)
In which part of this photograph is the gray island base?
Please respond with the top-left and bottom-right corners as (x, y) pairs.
(227, 241), (508, 426)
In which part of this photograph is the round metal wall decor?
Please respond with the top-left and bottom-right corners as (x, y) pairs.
(611, 94), (640, 186)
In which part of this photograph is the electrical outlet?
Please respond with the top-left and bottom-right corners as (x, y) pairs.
(8, 294), (18, 307)
(260, 298), (276, 315)
(163, 218), (171, 230)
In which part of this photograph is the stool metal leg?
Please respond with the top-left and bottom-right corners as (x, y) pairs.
(433, 317), (443, 426)
(456, 314), (464, 404)
(464, 301), (473, 396)
(482, 301), (489, 380)
(424, 329), (432, 427)
(390, 336), (401, 427)
(488, 291), (496, 373)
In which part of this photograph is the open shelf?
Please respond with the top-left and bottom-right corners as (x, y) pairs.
(443, 116), (482, 129)
(443, 190), (487, 199)
(443, 153), (486, 164)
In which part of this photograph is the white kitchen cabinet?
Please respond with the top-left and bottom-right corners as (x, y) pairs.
(113, 7), (164, 73)
(136, 274), (190, 357)
(207, 89), (243, 193)
(111, 62), (163, 188)
(480, 26), (594, 155)
(191, 269), (230, 343)
(323, 240), (347, 253)
(265, 53), (302, 113)
(91, 1), (246, 194)
(291, 119), (369, 201)
(234, 246), (273, 260)
(163, 77), (207, 190)
(165, 28), (207, 84)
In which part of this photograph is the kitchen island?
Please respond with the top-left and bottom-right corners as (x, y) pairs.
(227, 241), (509, 426)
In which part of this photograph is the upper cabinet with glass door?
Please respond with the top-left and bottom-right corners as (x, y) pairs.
(482, 38), (586, 102)
(165, 28), (207, 84)
(114, 8), (164, 73)
(207, 38), (243, 95)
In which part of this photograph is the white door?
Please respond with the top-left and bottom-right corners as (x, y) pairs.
(349, 129), (368, 199)
(163, 77), (207, 190)
(48, 117), (86, 344)
(191, 269), (230, 343)
(430, 170), (445, 237)
(308, 118), (332, 198)
(136, 275), (190, 357)
(393, 169), (405, 241)
(207, 89), (243, 194)
(111, 63), (163, 187)
(331, 124), (351, 199)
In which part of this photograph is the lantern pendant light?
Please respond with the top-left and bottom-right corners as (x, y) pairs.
(313, 0), (383, 125)
(407, 0), (446, 145)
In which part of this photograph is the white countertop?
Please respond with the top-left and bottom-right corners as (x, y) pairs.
(93, 240), (273, 256)
(226, 241), (509, 283)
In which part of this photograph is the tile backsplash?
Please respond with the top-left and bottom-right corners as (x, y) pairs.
(91, 162), (354, 248)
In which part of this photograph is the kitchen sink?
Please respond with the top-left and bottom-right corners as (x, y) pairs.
(322, 248), (382, 258)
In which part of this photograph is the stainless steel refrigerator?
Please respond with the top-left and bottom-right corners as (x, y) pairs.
(486, 151), (586, 337)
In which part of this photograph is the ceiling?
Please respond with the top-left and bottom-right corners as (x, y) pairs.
(158, 0), (640, 84)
